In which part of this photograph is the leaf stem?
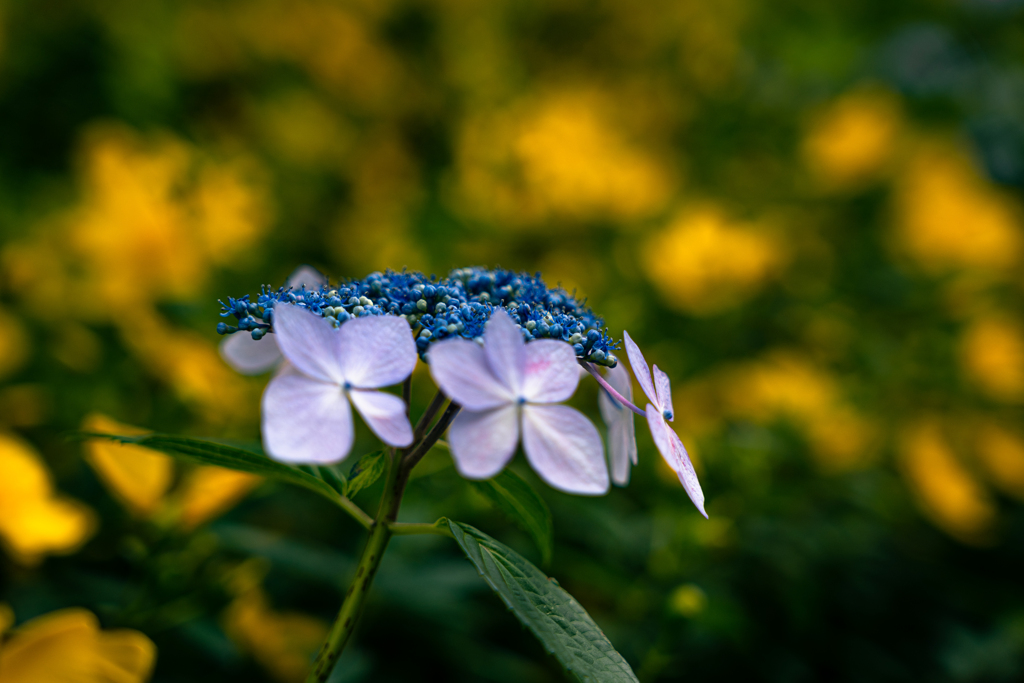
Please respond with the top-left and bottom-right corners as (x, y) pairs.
(389, 520), (454, 537)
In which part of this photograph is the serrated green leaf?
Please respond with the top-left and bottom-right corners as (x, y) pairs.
(470, 469), (553, 565)
(447, 520), (639, 683)
(344, 450), (387, 498)
(80, 432), (341, 505)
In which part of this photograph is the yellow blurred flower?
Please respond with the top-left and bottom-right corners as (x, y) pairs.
(643, 206), (785, 315)
(802, 86), (903, 190)
(892, 140), (1024, 274)
(0, 607), (155, 683)
(0, 307), (29, 381)
(83, 414), (260, 529)
(899, 420), (995, 544)
(0, 433), (94, 565)
(975, 422), (1024, 501)
(668, 584), (708, 617)
(959, 316), (1024, 403)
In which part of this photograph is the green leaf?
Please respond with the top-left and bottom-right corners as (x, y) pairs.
(344, 449), (387, 498)
(469, 469), (553, 565)
(447, 520), (639, 683)
(80, 432), (343, 505)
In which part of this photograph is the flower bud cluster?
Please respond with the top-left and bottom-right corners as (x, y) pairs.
(218, 267), (619, 366)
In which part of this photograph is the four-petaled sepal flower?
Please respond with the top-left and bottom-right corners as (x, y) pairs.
(598, 362), (638, 486)
(428, 309), (609, 495)
(261, 304), (417, 464)
(623, 331), (706, 517)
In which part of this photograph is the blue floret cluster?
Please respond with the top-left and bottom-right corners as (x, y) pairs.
(218, 267), (619, 366)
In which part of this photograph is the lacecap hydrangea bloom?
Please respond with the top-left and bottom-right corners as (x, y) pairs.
(219, 267), (704, 512)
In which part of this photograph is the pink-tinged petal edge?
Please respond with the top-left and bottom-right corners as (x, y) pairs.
(646, 405), (706, 517)
(272, 304), (345, 384)
(220, 332), (283, 375)
(522, 404), (609, 495)
(428, 338), (514, 410)
(484, 309), (526, 397)
(348, 389), (413, 447)
(522, 340), (580, 404)
(652, 365), (674, 421)
(599, 364), (637, 486)
(447, 405), (520, 480)
(623, 331), (658, 408)
(262, 366), (354, 464)
(337, 315), (418, 389)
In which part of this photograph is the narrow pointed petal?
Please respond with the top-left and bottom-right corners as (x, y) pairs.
(484, 309), (526, 396)
(285, 265), (327, 290)
(337, 315), (417, 388)
(623, 331), (658, 407)
(272, 304), (345, 383)
(652, 365), (674, 421)
(522, 404), (609, 495)
(262, 367), (353, 464)
(646, 405), (706, 517)
(428, 339), (514, 410)
(599, 364), (637, 486)
(447, 405), (520, 479)
(220, 333), (283, 375)
(522, 340), (579, 403)
(348, 389), (413, 447)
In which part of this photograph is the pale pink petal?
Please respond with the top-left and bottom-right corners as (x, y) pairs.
(272, 304), (345, 383)
(286, 265), (327, 290)
(623, 331), (658, 407)
(337, 315), (417, 389)
(670, 429), (706, 518)
(348, 389), (413, 447)
(220, 332), (283, 375)
(447, 405), (520, 479)
(522, 340), (579, 404)
(646, 405), (706, 517)
(484, 309), (526, 397)
(598, 364), (637, 486)
(522, 404), (609, 495)
(262, 366), (353, 464)
(652, 365), (674, 421)
(428, 339), (514, 410)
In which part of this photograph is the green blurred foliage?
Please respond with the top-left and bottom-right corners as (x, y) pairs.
(2, 0), (1024, 681)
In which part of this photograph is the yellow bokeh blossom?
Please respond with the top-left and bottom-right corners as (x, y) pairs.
(959, 316), (1024, 403)
(899, 420), (996, 544)
(172, 466), (261, 531)
(82, 414), (173, 517)
(975, 422), (1024, 500)
(643, 206), (785, 315)
(803, 86), (903, 189)
(0, 307), (28, 381)
(668, 584), (708, 617)
(0, 433), (95, 565)
(0, 608), (155, 683)
(892, 140), (1024, 274)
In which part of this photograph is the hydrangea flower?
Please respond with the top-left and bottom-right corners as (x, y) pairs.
(220, 266), (325, 375)
(598, 363), (637, 486)
(261, 304), (417, 464)
(623, 331), (706, 517)
(428, 309), (609, 495)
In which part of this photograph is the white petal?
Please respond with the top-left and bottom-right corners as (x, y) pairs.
(262, 366), (353, 464)
(522, 340), (579, 403)
(646, 405), (706, 517)
(428, 339), (514, 409)
(447, 405), (520, 479)
(598, 364), (637, 486)
(220, 333), (283, 375)
(285, 265), (327, 290)
(348, 389), (413, 447)
(272, 304), (345, 383)
(652, 365), (674, 421)
(623, 331), (659, 408)
(484, 309), (526, 397)
(337, 315), (417, 388)
(522, 404), (609, 495)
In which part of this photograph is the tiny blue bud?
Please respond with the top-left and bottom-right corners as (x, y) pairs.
(217, 322), (229, 335)
(573, 343), (585, 355)
(586, 329), (601, 344)
(417, 299), (428, 312)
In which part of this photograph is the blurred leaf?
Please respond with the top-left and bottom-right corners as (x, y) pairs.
(469, 469), (553, 565)
(80, 433), (342, 506)
(344, 450), (387, 498)
(447, 520), (639, 683)
(316, 464), (349, 496)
